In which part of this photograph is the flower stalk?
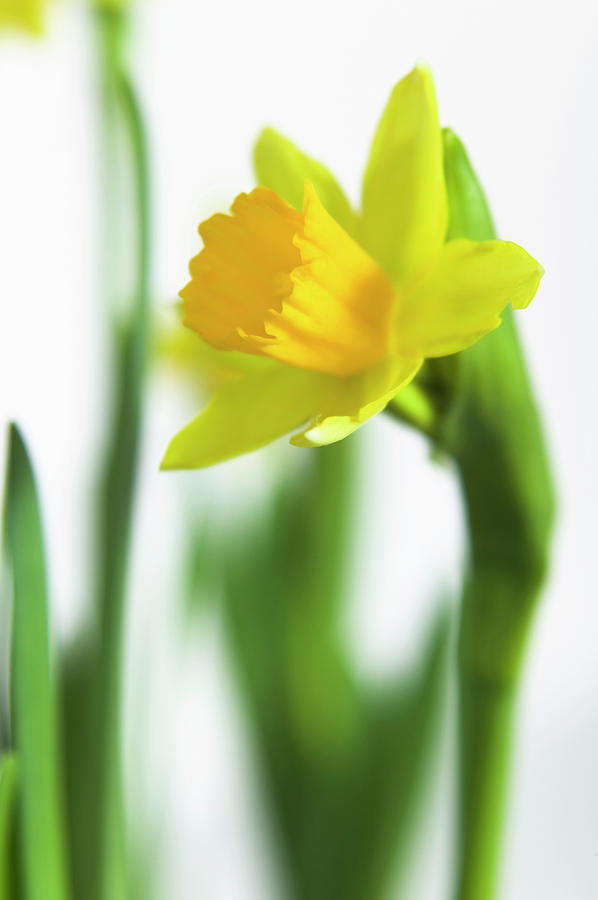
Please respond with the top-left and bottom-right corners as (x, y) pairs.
(93, 9), (150, 900)
(62, 8), (150, 900)
(440, 130), (555, 900)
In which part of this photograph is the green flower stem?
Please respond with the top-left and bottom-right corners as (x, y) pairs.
(62, 9), (150, 900)
(387, 382), (437, 440)
(455, 671), (516, 900)
(386, 129), (554, 900)
(441, 130), (555, 900)
(95, 10), (150, 900)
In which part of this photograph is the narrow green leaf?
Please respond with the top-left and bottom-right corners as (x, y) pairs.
(254, 127), (357, 235)
(4, 424), (70, 900)
(0, 755), (18, 900)
(346, 614), (450, 900)
(223, 442), (360, 743)
(61, 13), (151, 900)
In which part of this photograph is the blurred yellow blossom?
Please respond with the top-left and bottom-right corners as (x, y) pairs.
(162, 65), (542, 470)
(0, 0), (134, 35)
(0, 0), (46, 33)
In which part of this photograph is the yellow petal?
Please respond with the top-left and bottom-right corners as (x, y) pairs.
(253, 127), (358, 236)
(291, 355), (422, 447)
(395, 238), (544, 358)
(361, 64), (447, 285)
(156, 307), (276, 393)
(160, 363), (326, 469)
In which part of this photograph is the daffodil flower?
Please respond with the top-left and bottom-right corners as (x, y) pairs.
(162, 65), (542, 470)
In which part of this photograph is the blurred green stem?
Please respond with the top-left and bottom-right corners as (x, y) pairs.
(95, 9), (150, 900)
(440, 130), (555, 900)
(386, 382), (437, 440)
(63, 9), (150, 900)
(455, 671), (516, 900)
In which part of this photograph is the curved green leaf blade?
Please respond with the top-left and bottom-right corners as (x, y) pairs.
(0, 755), (18, 900)
(4, 425), (70, 900)
(218, 439), (450, 899)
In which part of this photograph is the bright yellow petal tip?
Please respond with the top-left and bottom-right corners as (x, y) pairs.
(361, 63), (447, 284)
(160, 364), (324, 469)
(395, 238), (544, 357)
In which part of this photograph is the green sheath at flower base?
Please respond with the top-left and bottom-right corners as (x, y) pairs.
(441, 130), (555, 900)
(163, 64), (543, 469)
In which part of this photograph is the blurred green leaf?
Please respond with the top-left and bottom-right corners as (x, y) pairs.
(60, 12), (151, 900)
(340, 615), (449, 900)
(254, 127), (357, 234)
(179, 517), (223, 620)
(215, 439), (450, 899)
(0, 755), (18, 900)
(4, 424), (70, 900)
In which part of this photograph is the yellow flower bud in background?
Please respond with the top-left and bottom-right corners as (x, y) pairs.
(0, 0), (135, 36)
(0, 0), (46, 34)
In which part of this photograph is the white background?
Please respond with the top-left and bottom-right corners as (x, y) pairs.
(1, 0), (597, 897)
